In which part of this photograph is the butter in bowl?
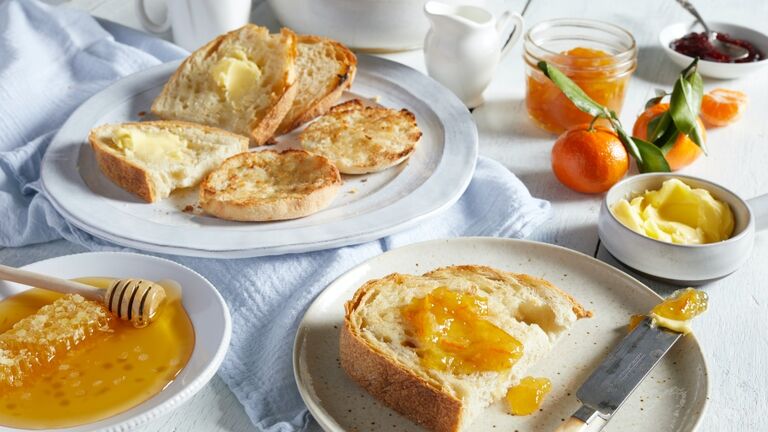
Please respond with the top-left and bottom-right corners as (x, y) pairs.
(598, 173), (767, 285)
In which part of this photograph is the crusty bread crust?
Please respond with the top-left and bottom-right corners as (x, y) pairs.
(250, 76), (299, 145)
(341, 296), (464, 432)
(89, 120), (248, 203)
(151, 26), (298, 146)
(90, 130), (156, 202)
(274, 35), (358, 136)
(340, 265), (591, 432)
(199, 149), (341, 221)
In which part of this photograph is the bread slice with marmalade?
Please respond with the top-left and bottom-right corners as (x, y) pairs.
(151, 25), (298, 146)
(341, 265), (590, 432)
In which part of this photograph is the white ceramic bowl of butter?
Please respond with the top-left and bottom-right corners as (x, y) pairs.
(599, 173), (768, 285)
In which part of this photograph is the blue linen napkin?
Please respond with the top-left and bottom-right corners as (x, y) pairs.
(0, 1), (552, 430)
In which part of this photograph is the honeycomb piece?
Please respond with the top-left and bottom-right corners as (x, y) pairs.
(0, 294), (114, 390)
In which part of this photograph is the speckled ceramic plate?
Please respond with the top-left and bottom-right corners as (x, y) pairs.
(40, 55), (477, 258)
(293, 237), (708, 432)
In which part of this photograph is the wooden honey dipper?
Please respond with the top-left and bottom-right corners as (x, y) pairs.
(0, 264), (166, 328)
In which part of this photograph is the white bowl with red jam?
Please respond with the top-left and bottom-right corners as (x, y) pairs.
(659, 21), (768, 79)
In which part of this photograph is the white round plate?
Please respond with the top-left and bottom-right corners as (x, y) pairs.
(294, 238), (708, 432)
(659, 21), (768, 79)
(0, 252), (231, 432)
(40, 55), (477, 258)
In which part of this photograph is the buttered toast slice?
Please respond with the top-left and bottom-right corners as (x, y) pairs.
(199, 150), (341, 221)
(299, 99), (421, 174)
(341, 265), (591, 432)
(275, 35), (357, 135)
(151, 25), (298, 146)
(89, 121), (248, 203)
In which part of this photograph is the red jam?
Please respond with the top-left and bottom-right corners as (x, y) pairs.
(670, 32), (764, 63)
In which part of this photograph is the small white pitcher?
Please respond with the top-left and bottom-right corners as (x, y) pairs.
(424, 1), (524, 107)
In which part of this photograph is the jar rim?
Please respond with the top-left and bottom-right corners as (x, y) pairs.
(525, 18), (638, 63)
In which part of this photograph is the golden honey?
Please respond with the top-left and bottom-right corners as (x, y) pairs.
(400, 287), (523, 374)
(0, 278), (194, 429)
(505, 376), (552, 416)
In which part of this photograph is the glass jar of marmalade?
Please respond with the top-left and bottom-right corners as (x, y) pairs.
(524, 19), (637, 134)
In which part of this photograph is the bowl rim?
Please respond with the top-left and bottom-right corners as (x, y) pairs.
(658, 20), (768, 66)
(603, 173), (755, 249)
(0, 251), (233, 432)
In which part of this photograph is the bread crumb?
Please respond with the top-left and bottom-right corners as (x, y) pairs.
(182, 205), (194, 213)
(138, 111), (146, 117)
(347, 189), (357, 194)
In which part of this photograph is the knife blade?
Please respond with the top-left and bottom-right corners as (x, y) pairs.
(555, 317), (682, 432)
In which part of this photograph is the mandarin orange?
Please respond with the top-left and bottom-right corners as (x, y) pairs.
(551, 125), (629, 193)
(632, 103), (705, 171)
(700, 88), (748, 127)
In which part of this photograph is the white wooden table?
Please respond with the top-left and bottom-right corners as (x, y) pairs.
(13, 0), (768, 430)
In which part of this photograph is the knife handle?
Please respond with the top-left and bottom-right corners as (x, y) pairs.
(555, 414), (608, 432)
(556, 417), (589, 432)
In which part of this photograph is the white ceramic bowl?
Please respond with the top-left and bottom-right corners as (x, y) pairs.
(659, 21), (768, 79)
(267, 0), (434, 51)
(598, 174), (757, 285)
(0, 252), (232, 432)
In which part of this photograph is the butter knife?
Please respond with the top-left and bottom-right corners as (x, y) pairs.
(555, 317), (682, 431)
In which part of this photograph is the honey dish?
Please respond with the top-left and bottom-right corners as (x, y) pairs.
(0, 252), (231, 431)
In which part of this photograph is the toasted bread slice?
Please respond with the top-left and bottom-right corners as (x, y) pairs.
(199, 149), (341, 221)
(299, 99), (421, 174)
(274, 35), (357, 135)
(151, 25), (298, 146)
(89, 121), (248, 203)
(341, 265), (591, 432)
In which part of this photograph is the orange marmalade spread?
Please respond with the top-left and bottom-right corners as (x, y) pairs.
(506, 376), (553, 415)
(628, 288), (708, 334)
(526, 47), (632, 133)
(400, 287), (523, 374)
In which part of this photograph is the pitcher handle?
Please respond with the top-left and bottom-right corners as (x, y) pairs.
(135, 0), (171, 34)
(497, 11), (525, 60)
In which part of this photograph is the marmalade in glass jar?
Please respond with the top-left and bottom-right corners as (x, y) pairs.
(526, 47), (632, 134)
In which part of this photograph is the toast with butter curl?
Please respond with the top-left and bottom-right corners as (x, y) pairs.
(151, 25), (298, 146)
(89, 121), (248, 203)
